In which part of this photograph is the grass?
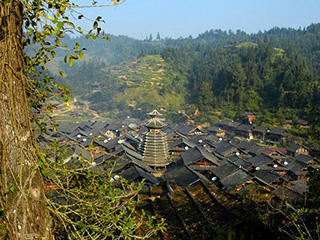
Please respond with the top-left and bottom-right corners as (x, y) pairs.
(104, 55), (186, 111)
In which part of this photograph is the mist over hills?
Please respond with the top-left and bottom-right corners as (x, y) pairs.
(50, 23), (320, 125)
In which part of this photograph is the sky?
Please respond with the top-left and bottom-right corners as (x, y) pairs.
(76, 0), (320, 40)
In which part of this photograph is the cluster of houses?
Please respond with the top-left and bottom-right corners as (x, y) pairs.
(40, 113), (318, 196)
(39, 113), (319, 239)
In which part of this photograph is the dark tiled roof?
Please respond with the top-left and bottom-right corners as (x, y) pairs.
(211, 162), (239, 179)
(254, 170), (282, 184)
(90, 120), (110, 130)
(70, 128), (89, 138)
(204, 134), (220, 142)
(295, 154), (313, 164)
(57, 122), (78, 134)
(164, 166), (201, 186)
(168, 138), (196, 149)
(287, 144), (303, 153)
(66, 145), (93, 161)
(220, 168), (254, 189)
(162, 126), (177, 138)
(287, 160), (308, 175)
(236, 124), (253, 132)
(233, 141), (265, 154)
(56, 135), (78, 143)
(213, 145), (238, 157)
(175, 124), (197, 136)
(217, 120), (233, 127)
(228, 156), (252, 169)
(105, 122), (126, 131)
(123, 133), (141, 145)
(268, 128), (289, 136)
(248, 154), (274, 167)
(252, 126), (268, 133)
(189, 135), (206, 144)
(121, 166), (159, 185)
(290, 180), (308, 194)
(211, 140), (232, 149)
(181, 147), (218, 166)
(206, 126), (224, 133)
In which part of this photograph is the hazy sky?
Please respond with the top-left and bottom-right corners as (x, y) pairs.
(77, 0), (320, 39)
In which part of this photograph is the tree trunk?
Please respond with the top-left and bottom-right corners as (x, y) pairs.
(0, 1), (50, 239)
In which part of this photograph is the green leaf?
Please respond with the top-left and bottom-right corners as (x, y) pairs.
(71, 54), (78, 59)
(79, 51), (84, 60)
(51, 51), (56, 58)
(93, 21), (98, 29)
(38, 152), (46, 161)
(57, 21), (64, 29)
(69, 57), (73, 67)
(60, 71), (66, 78)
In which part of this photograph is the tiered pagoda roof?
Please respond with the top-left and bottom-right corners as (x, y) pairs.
(144, 110), (166, 129)
(142, 110), (170, 167)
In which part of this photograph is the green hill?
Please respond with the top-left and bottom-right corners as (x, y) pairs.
(108, 55), (186, 110)
(50, 23), (320, 123)
(82, 55), (188, 118)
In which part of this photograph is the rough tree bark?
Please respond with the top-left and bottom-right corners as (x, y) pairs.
(0, 1), (50, 239)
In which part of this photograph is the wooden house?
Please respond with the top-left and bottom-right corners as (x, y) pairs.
(239, 112), (258, 124)
(181, 146), (219, 168)
(252, 126), (268, 140)
(216, 120), (241, 134)
(235, 124), (253, 140)
(265, 128), (290, 143)
(206, 126), (226, 137)
(168, 138), (196, 157)
(220, 168), (255, 191)
(174, 124), (206, 137)
(254, 170), (285, 187)
(286, 144), (310, 157)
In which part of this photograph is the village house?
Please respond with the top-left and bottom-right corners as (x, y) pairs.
(168, 138), (196, 157)
(174, 124), (207, 138)
(220, 167), (255, 191)
(239, 111), (259, 124)
(40, 112), (320, 227)
(265, 128), (291, 143)
(286, 144), (310, 157)
(252, 126), (268, 140)
(235, 124), (253, 140)
(206, 126), (227, 137)
(180, 146), (219, 168)
(216, 120), (241, 134)
(103, 122), (128, 139)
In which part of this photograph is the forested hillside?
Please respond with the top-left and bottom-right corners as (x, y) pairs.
(51, 23), (320, 125)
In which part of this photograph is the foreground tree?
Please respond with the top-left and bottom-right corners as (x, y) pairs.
(0, 1), (51, 238)
(0, 0), (163, 239)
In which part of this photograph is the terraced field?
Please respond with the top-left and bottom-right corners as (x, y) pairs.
(104, 55), (187, 111)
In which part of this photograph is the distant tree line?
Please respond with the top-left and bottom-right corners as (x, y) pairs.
(50, 23), (320, 124)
